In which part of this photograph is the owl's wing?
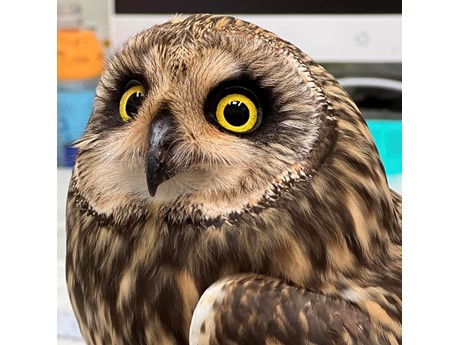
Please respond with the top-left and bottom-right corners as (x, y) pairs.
(190, 274), (379, 345)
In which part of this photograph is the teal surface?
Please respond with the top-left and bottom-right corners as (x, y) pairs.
(57, 88), (95, 167)
(366, 120), (402, 175)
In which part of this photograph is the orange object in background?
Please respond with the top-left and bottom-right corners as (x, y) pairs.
(57, 29), (104, 80)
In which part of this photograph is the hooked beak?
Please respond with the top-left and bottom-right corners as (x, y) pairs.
(146, 112), (174, 197)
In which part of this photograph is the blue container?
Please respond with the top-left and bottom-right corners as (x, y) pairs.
(57, 79), (97, 167)
(366, 119), (402, 175)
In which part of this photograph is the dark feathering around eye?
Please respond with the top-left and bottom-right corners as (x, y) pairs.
(204, 75), (268, 135)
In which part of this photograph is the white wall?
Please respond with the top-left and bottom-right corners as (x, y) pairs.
(72, 0), (109, 43)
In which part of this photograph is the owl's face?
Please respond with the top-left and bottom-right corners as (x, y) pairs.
(75, 15), (349, 223)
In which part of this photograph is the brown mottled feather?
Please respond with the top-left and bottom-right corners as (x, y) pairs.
(190, 274), (382, 345)
(66, 14), (402, 345)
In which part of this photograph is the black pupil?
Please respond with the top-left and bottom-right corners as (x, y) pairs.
(126, 91), (144, 116)
(224, 101), (250, 127)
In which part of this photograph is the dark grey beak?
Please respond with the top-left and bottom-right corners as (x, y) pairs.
(146, 113), (174, 197)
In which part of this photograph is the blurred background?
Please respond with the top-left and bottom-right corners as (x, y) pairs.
(57, 1), (401, 344)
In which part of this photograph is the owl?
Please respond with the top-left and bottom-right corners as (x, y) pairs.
(66, 14), (402, 345)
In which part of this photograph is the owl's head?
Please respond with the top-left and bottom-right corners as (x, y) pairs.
(74, 14), (387, 225)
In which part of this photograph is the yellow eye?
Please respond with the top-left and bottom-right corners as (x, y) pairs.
(119, 85), (145, 122)
(215, 94), (258, 133)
